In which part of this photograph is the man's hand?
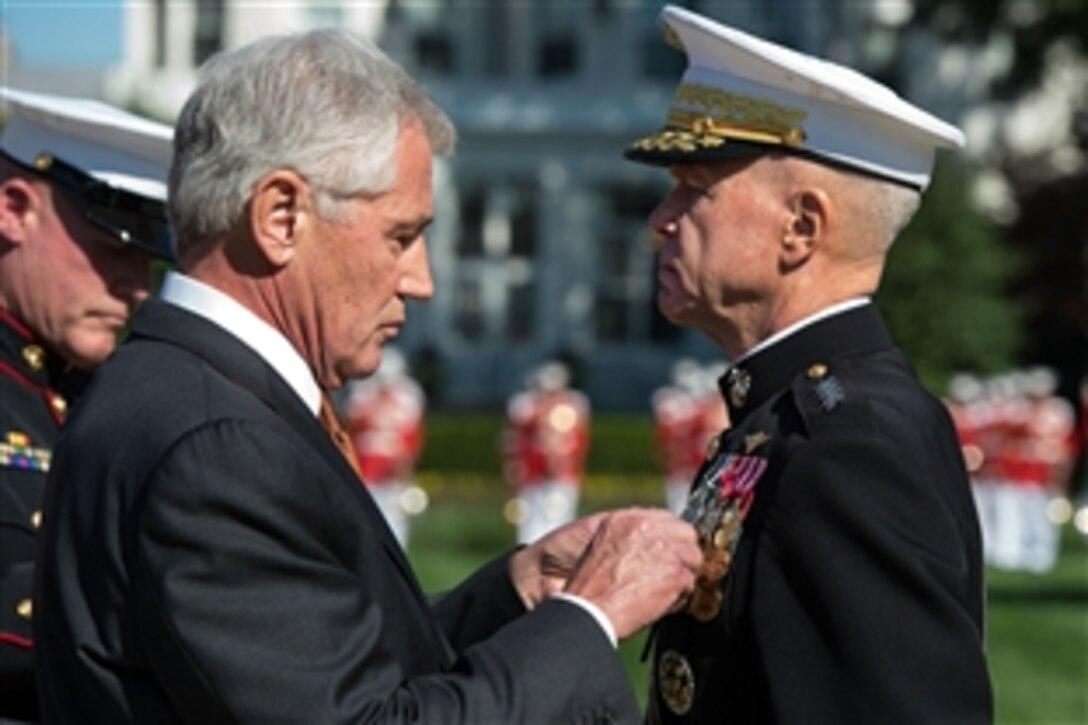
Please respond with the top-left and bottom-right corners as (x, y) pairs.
(509, 512), (609, 609)
(509, 508), (702, 640)
(563, 509), (701, 640)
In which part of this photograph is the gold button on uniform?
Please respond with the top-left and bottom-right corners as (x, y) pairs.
(22, 344), (44, 372)
(706, 435), (720, 459)
(31, 509), (42, 529)
(807, 363), (829, 380)
(16, 598), (33, 621)
(51, 395), (67, 414)
(726, 367), (751, 408)
(658, 649), (696, 715)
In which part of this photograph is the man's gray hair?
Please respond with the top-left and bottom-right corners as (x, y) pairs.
(868, 178), (922, 253)
(168, 29), (455, 252)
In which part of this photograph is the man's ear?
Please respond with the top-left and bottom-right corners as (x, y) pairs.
(249, 170), (312, 268)
(781, 189), (830, 268)
(0, 177), (39, 245)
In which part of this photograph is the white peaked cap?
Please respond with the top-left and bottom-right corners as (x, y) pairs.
(1, 87), (172, 202)
(626, 5), (965, 190)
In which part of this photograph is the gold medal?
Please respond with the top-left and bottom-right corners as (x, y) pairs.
(658, 649), (695, 715)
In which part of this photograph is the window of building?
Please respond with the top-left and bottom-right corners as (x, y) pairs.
(538, 33), (578, 77)
(534, 5), (580, 79)
(594, 185), (679, 342)
(452, 185), (537, 343)
(193, 0), (224, 66)
(389, 0), (456, 76)
(153, 0), (167, 68)
(415, 31), (455, 74)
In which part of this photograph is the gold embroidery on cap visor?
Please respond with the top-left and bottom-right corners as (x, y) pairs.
(630, 84), (808, 155)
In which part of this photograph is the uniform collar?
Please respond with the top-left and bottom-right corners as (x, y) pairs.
(719, 302), (893, 425)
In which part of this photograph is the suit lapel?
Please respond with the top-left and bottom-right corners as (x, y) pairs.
(127, 299), (428, 603)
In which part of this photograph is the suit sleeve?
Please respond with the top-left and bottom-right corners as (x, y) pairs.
(429, 552), (527, 653)
(134, 419), (638, 724)
(749, 427), (991, 724)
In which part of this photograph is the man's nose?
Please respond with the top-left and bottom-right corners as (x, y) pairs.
(399, 239), (434, 300)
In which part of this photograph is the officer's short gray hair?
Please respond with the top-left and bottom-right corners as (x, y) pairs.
(168, 29), (455, 254)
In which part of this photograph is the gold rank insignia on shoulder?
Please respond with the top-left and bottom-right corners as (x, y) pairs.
(744, 430), (771, 454)
(0, 431), (52, 472)
(658, 649), (695, 716)
(807, 364), (845, 412)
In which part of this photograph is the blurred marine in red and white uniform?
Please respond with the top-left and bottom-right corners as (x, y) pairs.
(503, 361), (591, 544)
(343, 347), (427, 548)
(652, 359), (730, 514)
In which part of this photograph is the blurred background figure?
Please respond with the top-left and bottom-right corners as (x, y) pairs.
(945, 367), (1079, 572)
(1014, 367), (1078, 572)
(651, 359), (730, 514)
(946, 373), (994, 554)
(341, 347), (428, 549)
(1076, 377), (1088, 541)
(502, 360), (591, 544)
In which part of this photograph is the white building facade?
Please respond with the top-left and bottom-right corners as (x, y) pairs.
(108, 1), (917, 409)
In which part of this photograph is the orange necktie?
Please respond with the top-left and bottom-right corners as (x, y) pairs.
(318, 393), (363, 480)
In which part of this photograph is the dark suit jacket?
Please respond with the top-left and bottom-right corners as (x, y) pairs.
(34, 298), (637, 724)
(648, 304), (992, 724)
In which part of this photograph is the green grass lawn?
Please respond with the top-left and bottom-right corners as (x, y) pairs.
(406, 492), (1088, 723)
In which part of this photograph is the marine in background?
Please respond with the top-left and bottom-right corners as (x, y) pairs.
(946, 367), (1079, 573)
(341, 347), (429, 549)
(651, 359), (729, 515)
(503, 361), (591, 544)
(0, 87), (173, 720)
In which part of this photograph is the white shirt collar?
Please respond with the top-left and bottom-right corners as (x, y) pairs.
(735, 297), (871, 364)
(159, 271), (322, 416)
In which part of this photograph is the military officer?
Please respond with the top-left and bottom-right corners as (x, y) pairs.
(626, 7), (992, 723)
(0, 88), (173, 719)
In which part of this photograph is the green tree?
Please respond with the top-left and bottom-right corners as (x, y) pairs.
(877, 158), (1023, 392)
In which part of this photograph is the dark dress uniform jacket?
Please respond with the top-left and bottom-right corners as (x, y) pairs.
(648, 304), (992, 724)
(34, 298), (637, 724)
(0, 311), (75, 721)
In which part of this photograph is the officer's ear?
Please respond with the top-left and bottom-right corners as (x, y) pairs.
(780, 188), (830, 270)
(0, 176), (40, 246)
(249, 170), (312, 268)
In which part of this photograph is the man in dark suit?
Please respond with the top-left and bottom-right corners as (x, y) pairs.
(625, 7), (993, 723)
(0, 88), (174, 721)
(33, 30), (702, 723)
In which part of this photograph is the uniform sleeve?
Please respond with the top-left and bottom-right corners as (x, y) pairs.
(749, 428), (991, 724)
(134, 419), (638, 724)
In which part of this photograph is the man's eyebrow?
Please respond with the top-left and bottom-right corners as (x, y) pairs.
(388, 216), (434, 234)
